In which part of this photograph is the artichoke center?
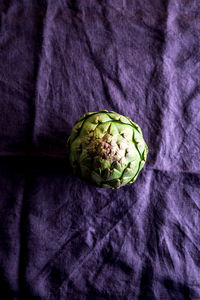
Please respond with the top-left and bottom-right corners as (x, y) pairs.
(87, 137), (113, 159)
(84, 133), (128, 169)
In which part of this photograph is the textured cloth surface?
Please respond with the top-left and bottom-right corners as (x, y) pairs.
(0, 1), (200, 299)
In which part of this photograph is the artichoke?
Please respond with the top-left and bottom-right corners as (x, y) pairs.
(67, 110), (148, 189)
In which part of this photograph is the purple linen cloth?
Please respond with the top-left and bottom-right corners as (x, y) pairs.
(0, 1), (200, 299)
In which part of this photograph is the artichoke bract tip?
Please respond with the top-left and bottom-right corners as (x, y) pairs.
(67, 110), (148, 189)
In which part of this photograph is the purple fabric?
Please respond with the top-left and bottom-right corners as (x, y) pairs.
(0, 1), (200, 299)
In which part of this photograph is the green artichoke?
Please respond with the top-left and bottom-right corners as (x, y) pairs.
(67, 110), (148, 189)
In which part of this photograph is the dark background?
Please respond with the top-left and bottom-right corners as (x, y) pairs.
(0, 0), (200, 299)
